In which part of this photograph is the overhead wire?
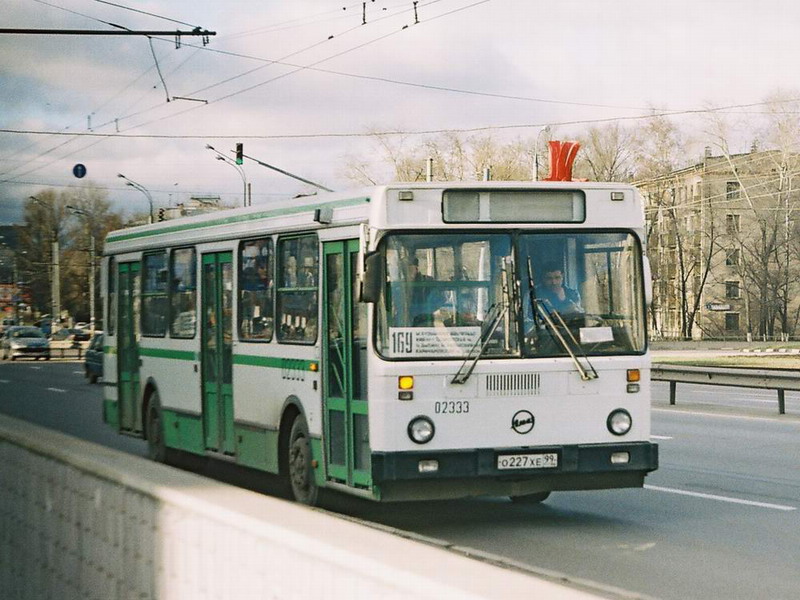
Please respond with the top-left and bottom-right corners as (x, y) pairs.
(4, 0), (797, 191)
(0, 0), (484, 184)
(90, 0), (202, 28)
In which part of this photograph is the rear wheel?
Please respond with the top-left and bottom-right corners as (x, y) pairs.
(89, 372), (98, 384)
(146, 391), (167, 463)
(510, 491), (551, 504)
(286, 414), (319, 506)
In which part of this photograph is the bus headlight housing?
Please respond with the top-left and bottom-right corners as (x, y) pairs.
(408, 416), (435, 444)
(607, 409), (632, 436)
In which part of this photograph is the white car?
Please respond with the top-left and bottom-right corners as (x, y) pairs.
(1, 326), (51, 361)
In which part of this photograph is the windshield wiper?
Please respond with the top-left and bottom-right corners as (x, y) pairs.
(526, 257), (598, 381)
(452, 257), (517, 385)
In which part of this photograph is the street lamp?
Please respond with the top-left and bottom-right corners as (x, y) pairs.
(534, 125), (551, 181)
(117, 173), (154, 223)
(29, 195), (60, 323)
(66, 205), (97, 334)
(206, 144), (249, 206)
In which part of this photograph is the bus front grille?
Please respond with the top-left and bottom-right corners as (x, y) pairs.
(484, 373), (540, 396)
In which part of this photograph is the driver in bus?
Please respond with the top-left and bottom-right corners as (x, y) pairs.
(539, 261), (583, 316)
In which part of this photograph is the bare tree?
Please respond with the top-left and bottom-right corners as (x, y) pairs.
(574, 123), (635, 182)
(343, 130), (536, 184)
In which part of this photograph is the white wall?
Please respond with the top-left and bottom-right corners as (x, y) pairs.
(0, 413), (597, 600)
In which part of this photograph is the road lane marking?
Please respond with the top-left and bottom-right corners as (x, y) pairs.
(653, 407), (800, 423)
(651, 435), (673, 440)
(0, 379), (9, 384)
(645, 484), (796, 511)
(46, 387), (67, 393)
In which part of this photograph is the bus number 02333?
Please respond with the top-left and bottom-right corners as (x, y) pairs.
(435, 400), (470, 414)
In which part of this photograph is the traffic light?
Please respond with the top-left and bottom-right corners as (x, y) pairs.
(235, 143), (243, 165)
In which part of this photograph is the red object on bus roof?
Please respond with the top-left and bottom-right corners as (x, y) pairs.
(544, 141), (581, 181)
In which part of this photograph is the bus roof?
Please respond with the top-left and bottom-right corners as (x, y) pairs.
(104, 181), (643, 255)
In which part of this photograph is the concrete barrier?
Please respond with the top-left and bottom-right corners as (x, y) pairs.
(0, 414), (596, 600)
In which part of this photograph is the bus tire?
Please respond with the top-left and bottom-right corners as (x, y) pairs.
(510, 491), (551, 504)
(286, 414), (319, 506)
(146, 391), (167, 463)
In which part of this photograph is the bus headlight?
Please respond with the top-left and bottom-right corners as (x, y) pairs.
(607, 409), (632, 436)
(408, 416), (435, 444)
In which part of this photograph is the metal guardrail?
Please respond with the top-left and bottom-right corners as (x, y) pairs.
(47, 340), (89, 360)
(651, 365), (800, 415)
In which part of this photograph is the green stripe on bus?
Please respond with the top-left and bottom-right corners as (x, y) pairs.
(232, 354), (317, 370)
(133, 348), (317, 369)
(139, 347), (197, 361)
(107, 196), (369, 243)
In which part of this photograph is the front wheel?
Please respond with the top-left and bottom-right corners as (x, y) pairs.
(510, 491), (551, 504)
(146, 391), (167, 463)
(286, 414), (319, 506)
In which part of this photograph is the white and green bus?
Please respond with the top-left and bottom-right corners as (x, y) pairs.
(102, 182), (658, 504)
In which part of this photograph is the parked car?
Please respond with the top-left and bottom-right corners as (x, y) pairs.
(84, 332), (104, 383)
(70, 328), (92, 342)
(1, 326), (50, 361)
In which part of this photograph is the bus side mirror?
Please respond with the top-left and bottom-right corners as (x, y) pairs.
(360, 252), (383, 303)
(642, 256), (653, 307)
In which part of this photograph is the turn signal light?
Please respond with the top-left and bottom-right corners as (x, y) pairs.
(626, 369), (640, 382)
(398, 376), (414, 390)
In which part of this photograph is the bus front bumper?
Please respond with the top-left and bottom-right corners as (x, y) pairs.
(371, 441), (658, 501)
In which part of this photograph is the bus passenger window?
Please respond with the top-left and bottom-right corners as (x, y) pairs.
(277, 235), (319, 344)
(239, 238), (274, 341)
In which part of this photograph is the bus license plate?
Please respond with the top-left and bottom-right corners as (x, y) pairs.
(497, 453), (558, 470)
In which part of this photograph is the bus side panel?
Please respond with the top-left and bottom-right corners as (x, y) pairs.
(233, 352), (322, 475)
(139, 343), (204, 454)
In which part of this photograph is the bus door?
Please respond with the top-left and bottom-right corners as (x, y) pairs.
(201, 252), (235, 455)
(322, 240), (371, 489)
(117, 261), (141, 434)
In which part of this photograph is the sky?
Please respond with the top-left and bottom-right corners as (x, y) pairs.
(1, 0), (799, 225)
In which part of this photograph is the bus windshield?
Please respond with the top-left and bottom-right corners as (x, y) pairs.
(375, 231), (645, 360)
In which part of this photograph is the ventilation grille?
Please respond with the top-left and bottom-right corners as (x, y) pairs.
(485, 373), (540, 396)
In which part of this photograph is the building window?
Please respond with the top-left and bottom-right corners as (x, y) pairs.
(239, 238), (274, 341)
(726, 181), (741, 200)
(726, 214), (740, 235)
(725, 281), (740, 299)
(277, 234), (318, 344)
(725, 312), (740, 331)
(169, 248), (196, 338)
(725, 248), (740, 266)
(142, 251), (168, 336)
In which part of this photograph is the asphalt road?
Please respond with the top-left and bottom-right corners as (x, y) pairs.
(1, 360), (799, 599)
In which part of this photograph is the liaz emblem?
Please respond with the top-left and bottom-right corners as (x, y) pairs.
(511, 410), (535, 434)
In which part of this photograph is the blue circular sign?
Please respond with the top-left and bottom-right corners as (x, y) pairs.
(73, 164), (87, 178)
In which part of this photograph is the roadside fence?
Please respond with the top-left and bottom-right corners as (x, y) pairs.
(651, 365), (800, 415)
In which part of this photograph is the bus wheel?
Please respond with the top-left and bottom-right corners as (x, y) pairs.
(510, 491), (551, 504)
(146, 391), (167, 463)
(287, 415), (319, 506)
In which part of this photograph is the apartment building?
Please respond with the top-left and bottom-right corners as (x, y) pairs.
(638, 148), (799, 340)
